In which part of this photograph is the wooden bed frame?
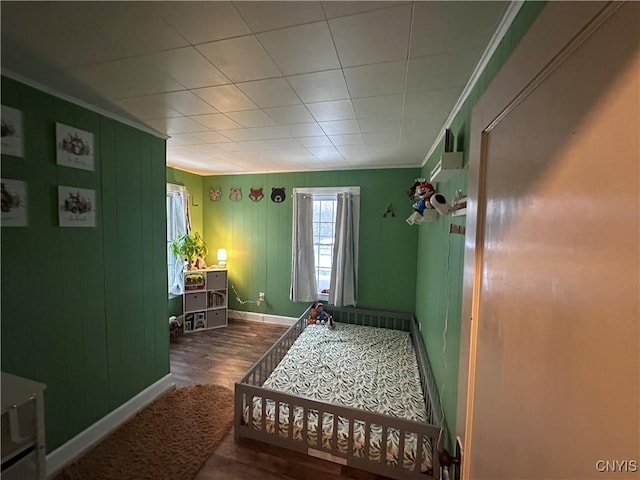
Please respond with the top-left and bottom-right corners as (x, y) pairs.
(234, 306), (448, 480)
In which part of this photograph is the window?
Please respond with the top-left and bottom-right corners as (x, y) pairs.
(312, 195), (336, 296)
(166, 184), (189, 296)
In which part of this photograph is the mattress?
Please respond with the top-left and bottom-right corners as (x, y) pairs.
(244, 322), (433, 471)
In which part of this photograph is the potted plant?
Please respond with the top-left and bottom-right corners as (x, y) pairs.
(170, 232), (208, 270)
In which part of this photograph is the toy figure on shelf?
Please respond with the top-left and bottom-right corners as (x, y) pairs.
(194, 253), (207, 270)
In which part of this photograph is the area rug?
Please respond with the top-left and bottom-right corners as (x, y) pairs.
(54, 384), (234, 480)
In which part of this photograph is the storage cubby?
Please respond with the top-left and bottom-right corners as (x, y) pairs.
(182, 269), (228, 333)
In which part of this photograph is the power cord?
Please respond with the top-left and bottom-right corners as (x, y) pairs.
(231, 284), (262, 306)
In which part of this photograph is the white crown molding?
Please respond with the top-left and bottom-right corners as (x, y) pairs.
(1, 68), (169, 140)
(422, 0), (525, 166)
(45, 374), (174, 477)
(229, 309), (297, 326)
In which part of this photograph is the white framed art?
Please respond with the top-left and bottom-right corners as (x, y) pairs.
(56, 123), (94, 171)
(1, 106), (24, 157)
(58, 185), (96, 227)
(1, 178), (28, 227)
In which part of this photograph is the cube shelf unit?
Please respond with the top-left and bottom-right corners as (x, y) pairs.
(182, 269), (228, 333)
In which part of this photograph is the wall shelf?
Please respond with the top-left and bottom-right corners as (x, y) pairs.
(430, 152), (464, 183)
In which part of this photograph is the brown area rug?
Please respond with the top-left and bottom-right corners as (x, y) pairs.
(54, 384), (234, 480)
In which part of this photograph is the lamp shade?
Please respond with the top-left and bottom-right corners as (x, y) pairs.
(217, 248), (227, 267)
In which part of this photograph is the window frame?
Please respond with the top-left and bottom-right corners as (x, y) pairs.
(166, 183), (189, 298)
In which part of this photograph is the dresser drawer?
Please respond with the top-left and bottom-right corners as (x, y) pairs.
(184, 292), (207, 312)
(2, 450), (37, 480)
(207, 309), (227, 329)
(1, 399), (36, 463)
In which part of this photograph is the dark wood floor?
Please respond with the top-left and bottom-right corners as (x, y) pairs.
(170, 318), (390, 480)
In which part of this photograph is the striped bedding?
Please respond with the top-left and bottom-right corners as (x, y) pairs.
(244, 322), (433, 472)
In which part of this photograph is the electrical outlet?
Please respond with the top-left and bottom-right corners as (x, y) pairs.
(258, 292), (265, 301)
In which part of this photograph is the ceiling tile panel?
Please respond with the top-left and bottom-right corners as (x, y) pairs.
(406, 50), (479, 92)
(191, 131), (234, 144)
(192, 85), (257, 112)
(249, 125), (294, 140)
(145, 116), (209, 135)
(234, 1), (325, 32)
(359, 116), (401, 133)
(319, 119), (361, 136)
(403, 89), (461, 122)
(307, 146), (342, 159)
(225, 110), (277, 128)
(410, 1), (507, 58)
(196, 36), (281, 83)
(154, 2), (251, 45)
(322, 2), (410, 19)
(363, 131), (399, 145)
(191, 113), (241, 130)
(298, 136), (333, 147)
(343, 61), (406, 98)
(352, 94), (404, 118)
(329, 133), (365, 146)
(306, 100), (356, 122)
(285, 123), (326, 138)
(218, 129), (261, 142)
(287, 70), (350, 103)
(258, 22), (340, 76)
(166, 133), (204, 146)
(329, 5), (411, 67)
(264, 105), (316, 124)
(237, 78), (301, 108)
(157, 91), (220, 116)
(116, 96), (183, 120)
(143, 47), (230, 90)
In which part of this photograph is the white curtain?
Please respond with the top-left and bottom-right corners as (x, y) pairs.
(167, 189), (188, 296)
(290, 192), (318, 302)
(329, 192), (359, 307)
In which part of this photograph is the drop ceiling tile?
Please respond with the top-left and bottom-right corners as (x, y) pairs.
(167, 134), (204, 146)
(234, 1), (325, 32)
(287, 70), (349, 103)
(191, 114), (241, 130)
(329, 133), (364, 146)
(319, 119), (361, 136)
(306, 100), (356, 122)
(298, 136), (333, 147)
(191, 131), (233, 144)
(363, 131), (399, 145)
(145, 116), (209, 135)
(72, 57), (184, 99)
(285, 123), (326, 138)
(249, 125), (294, 140)
(258, 22), (340, 76)
(192, 85), (257, 112)
(116, 96), (183, 120)
(225, 110), (277, 128)
(237, 78), (301, 109)
(329, 5), (411, 67)
(322, 2), (409, 19)
(307, 146), (341, 159)
(156, 91), (220, 116)
(143, 47), (230, 90)
(343, 61), (406, 98)
(359, 116), (401, 133)
(196, 36), (281, 83)
(406, 50), (479, 92)
(410, 1), (507, 58)
(264, 105), (316, 124)
(336, 144), (369, 162)
(154, 2), (251, 44)
(218, 129), (261, 142)
(352, 94), (404, 118)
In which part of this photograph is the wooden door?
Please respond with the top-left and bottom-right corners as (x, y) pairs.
(460, 3), (639, 478)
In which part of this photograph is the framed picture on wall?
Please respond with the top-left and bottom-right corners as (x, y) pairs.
(1, 105), (24, 158)
(56, 123), (94, 171)
(58, 185), (96, 227)
(1, 178), (27, 227)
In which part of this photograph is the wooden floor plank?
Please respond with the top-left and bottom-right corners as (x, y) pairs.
(170, 318), (389, 480)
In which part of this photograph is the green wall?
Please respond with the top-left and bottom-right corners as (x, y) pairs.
(1, 77), (169, 451)
(414, 1), (547, 442)
(203, 169), (420, 318)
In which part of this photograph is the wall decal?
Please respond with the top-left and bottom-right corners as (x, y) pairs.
(1, 178), (27, 227)
(271, 187), (286, 203)
(249, 187), (264, 202)
(209, 187), (222, 201)
(229, 187), (242, 202)
(58, 185), (96, 227)
(56, 123), (94, 171)
(1, 106), (24, 157)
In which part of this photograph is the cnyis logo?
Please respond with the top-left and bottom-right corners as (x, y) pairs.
(249, 187), (264, 202)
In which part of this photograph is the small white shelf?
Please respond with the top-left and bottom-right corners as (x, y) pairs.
(451, 196), (468, 216)
(430, 152), (464, 183)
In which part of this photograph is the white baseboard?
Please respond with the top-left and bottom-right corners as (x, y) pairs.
(229, 309), (297, 326)
(46, 373), (175, 478)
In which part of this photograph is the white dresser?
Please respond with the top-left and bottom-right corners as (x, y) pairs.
(1, 372), (46, 480)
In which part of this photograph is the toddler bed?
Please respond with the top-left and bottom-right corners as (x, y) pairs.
(234, 306), (447, 480)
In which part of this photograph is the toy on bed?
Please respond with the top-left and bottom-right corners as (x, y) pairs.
(307, 302), (335, 329)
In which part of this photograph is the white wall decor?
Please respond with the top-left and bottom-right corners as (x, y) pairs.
(1, 106), (24, 157)
(56, 123), (94, 171)
(1, 178), (28, 227)
(58, 185), (96, 227)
